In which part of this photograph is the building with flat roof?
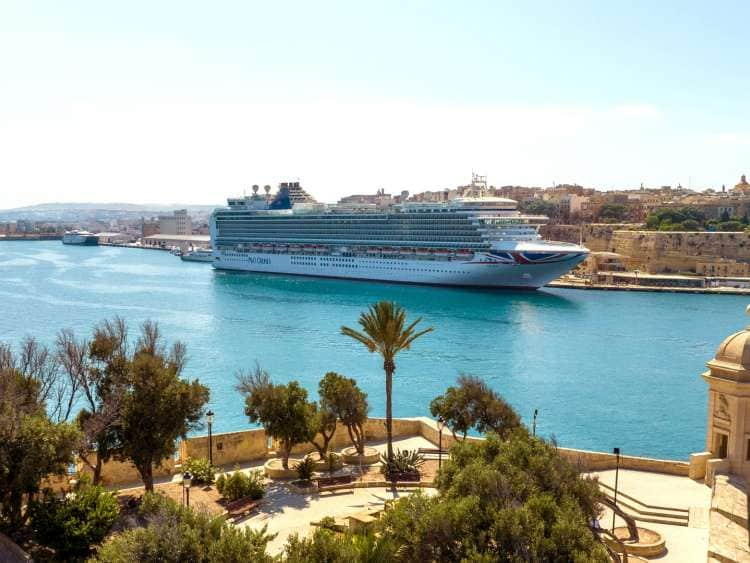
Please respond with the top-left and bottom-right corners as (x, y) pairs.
(158, 209), (192, 236)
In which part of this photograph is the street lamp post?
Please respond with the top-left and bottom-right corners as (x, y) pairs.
(532, 409), (538, 437)
(612, 447), (620, 532)
(183, 471), (192, 507)
(206, 410), (214, 466)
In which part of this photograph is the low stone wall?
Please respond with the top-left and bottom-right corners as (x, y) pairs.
(556, 447), (690, 476)
(182, 428), (268, 466)
(708, 475), (750, 562)
(70, 417), (693, 487)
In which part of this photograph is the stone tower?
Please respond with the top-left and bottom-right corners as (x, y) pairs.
(695, 305), (750, 483)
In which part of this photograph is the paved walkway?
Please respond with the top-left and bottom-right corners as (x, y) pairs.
(238, 436), (437, 554)
(590, 469), (711, 562)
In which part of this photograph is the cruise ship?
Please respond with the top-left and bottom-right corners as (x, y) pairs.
(209, 176), (588, 289)
(62, 230), (98, 245)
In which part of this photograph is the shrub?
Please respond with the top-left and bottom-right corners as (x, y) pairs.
(215, 473), (227, 495)
(325, 452), (339, 475)
(295, 456), (316, 482)
(182, 457), (217, 485)
(380, 449), (425, 477)
(28, 479), (119, 560)
(92, 493), (275, 562)
(221, 470), (266, 502)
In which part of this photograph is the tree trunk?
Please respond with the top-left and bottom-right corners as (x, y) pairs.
(281, 442), (290, 470)
(384, 362), (394, 464)
(140, 463), (154, 492)
(94, 455), (103, 485)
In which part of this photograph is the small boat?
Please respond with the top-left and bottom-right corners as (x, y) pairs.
(290, 244), (302, 253)
(181, 249), (214, 263)
(416, 248), (431, 256)
(276, 244), (288, 253)
(382, 248), (397, 255)
(456, 249), (474, 259)
(399, 248), (415, 255)
(367, 247), (380, 255)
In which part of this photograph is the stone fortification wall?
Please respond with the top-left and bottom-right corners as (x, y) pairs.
(543, 224), (750, 274)
(609, 231), (750, 273)
(540, 224), (634, 252)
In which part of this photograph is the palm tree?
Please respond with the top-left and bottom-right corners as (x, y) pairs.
(341, 301), (433, 463)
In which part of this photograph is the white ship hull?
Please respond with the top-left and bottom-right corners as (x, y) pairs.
(213, 249), (586, 289)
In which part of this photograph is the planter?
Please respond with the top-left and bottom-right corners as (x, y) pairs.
(603, 527), (666, 559)
(264, 457), (302, 480)
(287, 479), (317, 494)
(341, 446), (380, 465)
(307, 451), (344, 472)
(387, 471), (420, 483)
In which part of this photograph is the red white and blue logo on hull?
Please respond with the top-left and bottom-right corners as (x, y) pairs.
(483, 251), (585, 265)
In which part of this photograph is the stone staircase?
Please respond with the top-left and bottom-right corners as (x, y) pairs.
(598, 481), (692, 527)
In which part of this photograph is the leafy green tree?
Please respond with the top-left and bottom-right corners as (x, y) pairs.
(377, 431), (607, 561)
(319, 372), (369, 455)
(57, 318), (130, 485)
(28, 478), (119, 560)
(236, 364), (317, 469)
(0, 344), (80, 531)
(92, 493), (274, 563)
(430, 375), (520, 440)
(341, 301), (432, 463)
(719, 220), (744, 231)
(720, 209), (731, 222)
(519, 199), (556, 217)
(310, 404), (337, 458)
(598, 203), (628, 222)
(119, 322), (209, 492)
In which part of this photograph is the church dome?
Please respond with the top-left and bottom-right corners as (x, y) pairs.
(708, 306), (750, 382)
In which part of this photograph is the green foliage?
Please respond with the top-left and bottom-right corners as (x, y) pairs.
(28, 479), (119, 560)
(236, 364), (318, 469)
(379, 449), (425, 477)
(215, 474), (226, 495)
(92, 493), (274, 563)
(319, 372), (369, 455)
(284, 528), (397, 563)
(519, 199), (556, 216)
(341, 301), (432, 463)
(317, 515), (338, 530)
(719, 220), (744, 231)
(375, 431), (608, 561)
(598, 203), (628, 221)
(645, 206), (719, 231)
(182, 457), (217, 485)
(220, 470), (265, 502)
(295, 456), (316, 482)
(430, 374), (520, 440)
(118, 322), (210, 491)
(0, 354), (81, 530)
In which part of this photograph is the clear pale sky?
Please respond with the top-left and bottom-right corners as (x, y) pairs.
(1, 1), (749, 208)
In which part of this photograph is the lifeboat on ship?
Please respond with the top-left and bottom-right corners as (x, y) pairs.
(314, 245), (328, 253)
(262, 243), (274, 252)
(456, 249), (474, 259)
(367, 247), (380, 255)
(382, 247), (397, 256)
(276, 244), (288, 253)
(416, 248), (431, 256)
(250, 243), (261, 251)
(399, 247), (415, 255)
(434, 249), (450, 256)
(289, 244), (302, 253)
(303, 244), (315, 253)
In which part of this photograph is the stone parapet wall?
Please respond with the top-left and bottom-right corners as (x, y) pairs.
(80, 417), (692, 487)
(708, 475), (750, 562)
(182, 428), (268, 466)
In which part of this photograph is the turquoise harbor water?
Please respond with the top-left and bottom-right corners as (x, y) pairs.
(0, 241), (745, 460)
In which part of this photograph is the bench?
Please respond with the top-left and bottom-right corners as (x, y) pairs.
(225, 496), (262, 521)
(417, 447), (449, 456)
(315, 474), (354, 493)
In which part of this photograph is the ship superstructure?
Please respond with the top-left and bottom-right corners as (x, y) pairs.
(209, 176), (588, 288)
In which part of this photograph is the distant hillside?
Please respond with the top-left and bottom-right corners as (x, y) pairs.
(0, 202), (222, 222)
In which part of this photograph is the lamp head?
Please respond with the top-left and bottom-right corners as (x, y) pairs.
(206, 410), (214, 425)
(183, 471), (192, 488)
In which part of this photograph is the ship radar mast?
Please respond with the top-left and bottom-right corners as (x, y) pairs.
(470, 172), (488, 197)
